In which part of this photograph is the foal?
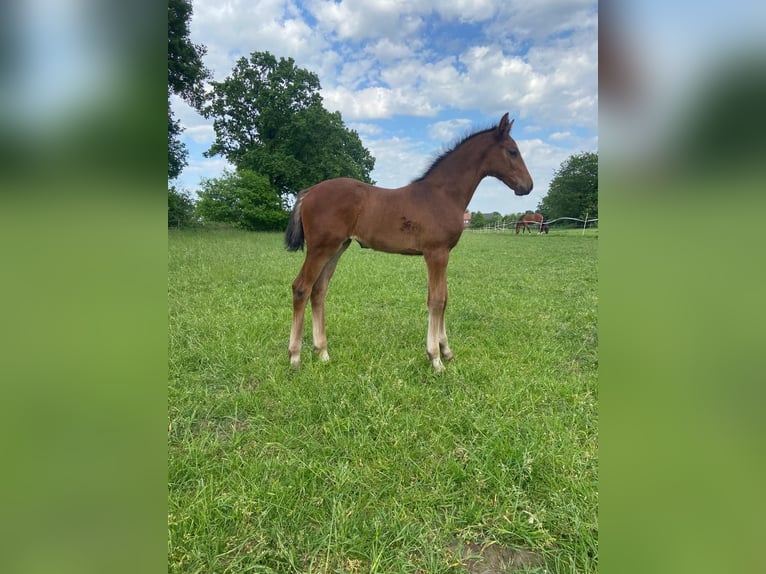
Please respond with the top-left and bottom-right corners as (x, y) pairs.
(285, 113), (533, 371)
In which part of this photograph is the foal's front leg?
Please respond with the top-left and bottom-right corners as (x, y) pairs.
(424, 250), (451, 372)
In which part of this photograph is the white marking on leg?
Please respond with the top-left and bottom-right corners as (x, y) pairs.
(289, 319), (302, 368)
(312, 308), (329, 362)
(427, 308), (445, 372)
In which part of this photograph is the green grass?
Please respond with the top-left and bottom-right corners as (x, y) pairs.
(169, 228), (597, 573)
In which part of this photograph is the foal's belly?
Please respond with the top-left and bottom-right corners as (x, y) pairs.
(352, 232), (423, 255)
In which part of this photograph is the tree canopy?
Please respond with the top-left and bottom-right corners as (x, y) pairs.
(537, 151), (598, 221)
(168, 0), (211, 180)
(204, 51), (375, 197)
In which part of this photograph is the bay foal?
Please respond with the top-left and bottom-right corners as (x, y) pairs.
(285, 113), (533, 371)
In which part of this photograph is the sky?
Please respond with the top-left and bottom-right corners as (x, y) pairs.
(171, 0), (599, 215)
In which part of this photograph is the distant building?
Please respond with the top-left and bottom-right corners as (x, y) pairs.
(463, 212), (472, 226)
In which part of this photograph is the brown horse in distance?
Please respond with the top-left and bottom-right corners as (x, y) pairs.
(515, 212), (548, 234)
(285, 113), (533, 372)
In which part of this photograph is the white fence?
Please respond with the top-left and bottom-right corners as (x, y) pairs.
(474, 215), (598, 234)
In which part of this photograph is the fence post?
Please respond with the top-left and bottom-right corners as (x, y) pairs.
(582, 212), (588, 235)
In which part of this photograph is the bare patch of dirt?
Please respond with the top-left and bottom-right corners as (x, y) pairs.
(448, 539), (546, 573)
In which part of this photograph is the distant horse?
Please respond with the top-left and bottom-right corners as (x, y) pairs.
(285, 113), (533, 372)
(515, 212), (548, 234)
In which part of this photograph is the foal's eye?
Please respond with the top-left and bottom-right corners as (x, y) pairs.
(508, 149), (518, 158)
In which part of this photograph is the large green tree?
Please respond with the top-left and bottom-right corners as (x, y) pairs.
(538, 151), (598, 220)
(168, 0), (210, 179)
(204, 51), (375, 197)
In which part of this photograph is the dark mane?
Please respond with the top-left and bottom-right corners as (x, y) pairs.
(412, 125), (496, 183)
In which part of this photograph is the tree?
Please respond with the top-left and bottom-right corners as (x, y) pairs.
(168, 186), (196, 228)
(283, 106), (376, 189)
(501, 213), (518, 227)
(538, 152), (598, 220)
(469, 212), (487, 229)
(168, 109), (187, 180)
(168, 0), (211, 180)
(487, 212), (502, 226)
(205, 51), (375, 197)
(195, 169), (290, 231)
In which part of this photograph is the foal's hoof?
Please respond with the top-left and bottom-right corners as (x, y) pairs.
(431, 358), (445, 373)
(289, 355), (301, 369)
(313, 345), (331, 362)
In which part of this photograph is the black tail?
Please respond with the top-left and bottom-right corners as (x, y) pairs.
(284, 195), (305, 251)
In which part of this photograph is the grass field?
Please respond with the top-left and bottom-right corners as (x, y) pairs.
(168, 227), (598, 573)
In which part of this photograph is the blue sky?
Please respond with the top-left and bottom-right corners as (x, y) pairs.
(172, 0), (598, 215)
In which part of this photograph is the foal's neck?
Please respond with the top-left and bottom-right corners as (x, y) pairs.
(421, 133), (491, 210)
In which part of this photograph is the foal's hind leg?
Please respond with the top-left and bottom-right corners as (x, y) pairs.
(289, 248), (335, 368)
(288, 241), (348, 368)
(311, 239), (350, 362)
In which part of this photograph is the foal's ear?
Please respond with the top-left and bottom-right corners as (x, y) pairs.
(496, 113), (514, 139)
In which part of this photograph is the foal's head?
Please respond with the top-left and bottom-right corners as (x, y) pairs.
(485, 113), (533, 196)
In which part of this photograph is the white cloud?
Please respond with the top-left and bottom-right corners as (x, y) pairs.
(550, 131), (573, 141)
(435, 0), (498, 23)
(488, 0), (596, 41)
(456, 46), (544, 111)
(320, 34), (596, 128)
(347, 122), (383, 136)
(322, 85), (440, 119)
(334, 57), (379, 91)
(184, 124), (215, 145)
(365, 38), (417, 63)
(307, 0), (424, 42)
(427, 119), (474, 142)
(191, 0), (331, 80)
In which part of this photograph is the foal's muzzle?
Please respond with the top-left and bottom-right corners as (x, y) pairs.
(514, 181), (533, 196)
